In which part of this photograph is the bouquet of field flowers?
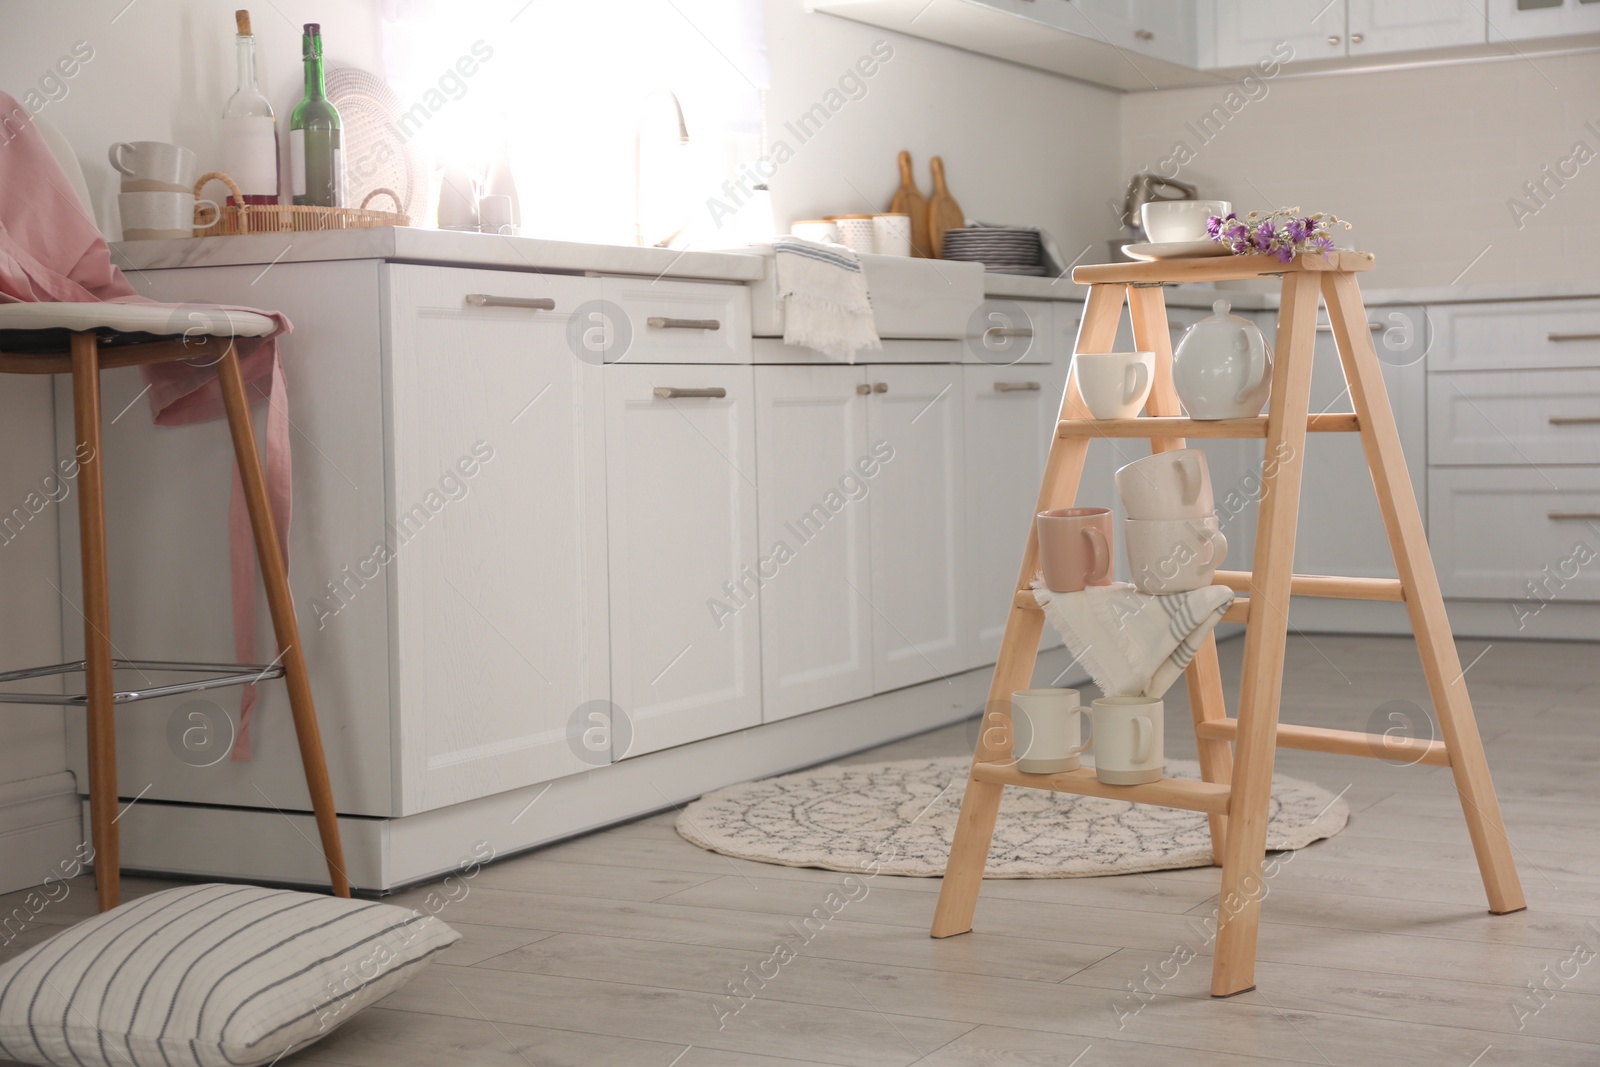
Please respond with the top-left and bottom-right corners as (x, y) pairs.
(1206, 208), (1351, 262)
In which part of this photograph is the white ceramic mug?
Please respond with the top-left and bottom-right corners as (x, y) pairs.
(833, 216), (876, 254)
(1011, 688), (1092, 774)
(1074, 351), (1154, 420)
(1140, 199), (1231, 244)
(1089, 696), (1164, 785)
(478, 194), (516, 235)
(119, 191), (218, 240)
(108, 141), (197, 189)
(790, 220), (840, 244)
(1115, 447), (1214, 520)
(1125, 516), (1227, 595)
(872, 213), (912, 256)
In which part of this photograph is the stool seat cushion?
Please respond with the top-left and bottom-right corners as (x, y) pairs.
(0, 883), (461, 1067)
(0, 301), (277, 338)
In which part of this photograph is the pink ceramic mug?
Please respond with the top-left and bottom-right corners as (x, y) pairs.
(1036, 507), (1114, 593)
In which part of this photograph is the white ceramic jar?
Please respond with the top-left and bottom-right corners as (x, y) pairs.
(1172, 299), (1272, 420)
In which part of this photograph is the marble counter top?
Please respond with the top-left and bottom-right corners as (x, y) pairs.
(111, 227), (768, 283)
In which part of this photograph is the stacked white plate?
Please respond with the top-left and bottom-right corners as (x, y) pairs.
(940, 227), (1046, 275)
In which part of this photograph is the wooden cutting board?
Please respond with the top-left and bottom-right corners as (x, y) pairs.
(888, 150), (932, 257)
(927, 156), (965, 259)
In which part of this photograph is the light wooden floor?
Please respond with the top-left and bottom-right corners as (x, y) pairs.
(4, 633), (1599, 1066)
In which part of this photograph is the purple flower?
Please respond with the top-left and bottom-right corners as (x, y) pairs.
(1286, 217), (1314, 243)
(1274, 244), (1295, 263)
(1207, 215), (1223, 239)
(1312, 235), (1335, 256)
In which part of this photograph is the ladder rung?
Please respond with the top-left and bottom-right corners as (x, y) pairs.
(1214, 571), (1405, 602)
(1222, 598), (1249, 623)
(1055, 414), (1359, 439)
(1193, 719), (1451, 766)
(971, 760), (1232, 814)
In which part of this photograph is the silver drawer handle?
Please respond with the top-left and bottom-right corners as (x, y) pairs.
(983, 327), (1033, 340)
(872, 382), (888, 394)
(994, 381), (1042, 392)
(1315, 321), (1384, 332)
(1548, 332), (1600, 342)
(466, 294), (555, 311)
(1549, 416), (1600, 426)
(653, 387), (726, 400)
(1548, 511), (1600, 521)
(648, 316), (721, 331)
(856, 383), (872, 396)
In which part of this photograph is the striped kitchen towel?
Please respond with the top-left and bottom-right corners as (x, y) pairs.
(772, 236), (882, 361)
(1033, 580), (1234, 699)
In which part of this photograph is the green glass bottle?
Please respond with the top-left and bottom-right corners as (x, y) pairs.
(289, 23), (343, 207)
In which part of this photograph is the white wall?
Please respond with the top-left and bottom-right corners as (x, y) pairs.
(1121, 53), (1600, 288)
(763, 1), (1125, 261)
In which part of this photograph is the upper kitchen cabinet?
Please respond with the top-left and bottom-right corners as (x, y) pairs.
(812, 0), (1594, 89)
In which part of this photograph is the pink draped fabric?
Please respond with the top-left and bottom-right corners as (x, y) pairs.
(0, 94), (291, 758)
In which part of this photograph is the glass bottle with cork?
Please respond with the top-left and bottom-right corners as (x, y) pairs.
(220, 9), (279, 206)
(290, 22), (344, 207)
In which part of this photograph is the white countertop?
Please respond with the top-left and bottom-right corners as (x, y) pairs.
(111, 227), (767, 283)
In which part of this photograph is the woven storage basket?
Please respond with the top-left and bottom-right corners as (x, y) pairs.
(193, 171), (408, 236)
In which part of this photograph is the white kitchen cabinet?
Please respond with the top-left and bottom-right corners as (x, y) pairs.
(604, 364), (762, 756)
(867, 363), (974, 687)
(964, 363), (1068, 661)
(1067, 0), (1199, 65)
(385, 264), (610, 813)
(753, 366), (876, 721)
(1346, 0), (1485, 53)
(1291, 305), (1428, 585)
(1486, 0), (1600, 40)
(1213, 0), (1345, 66)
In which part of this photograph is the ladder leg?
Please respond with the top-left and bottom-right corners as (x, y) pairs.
(932, 283), (1125, 938)
(1128, 284), (1231, 863)
(1322, 272), (1525, 915)
(1210, 271), (1321, 996)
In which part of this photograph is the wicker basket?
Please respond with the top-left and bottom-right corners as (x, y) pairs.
(192, 171), (409, 236)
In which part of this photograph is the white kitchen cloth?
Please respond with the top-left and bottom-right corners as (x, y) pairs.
(771, 236), (882, 362)
(1032, 579), (1234, 698)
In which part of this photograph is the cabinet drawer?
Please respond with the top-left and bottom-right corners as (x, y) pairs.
(1429, 368), (1600, 465)
(595, 275), (752, 364)
(964, 298), (1051, 365)
(1429, 466), (1600, 602)
(1430, 300), (1600, 371)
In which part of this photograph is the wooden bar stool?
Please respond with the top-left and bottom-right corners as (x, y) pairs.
(0, 308), (350, 909)
(932, 251), (1524, 996)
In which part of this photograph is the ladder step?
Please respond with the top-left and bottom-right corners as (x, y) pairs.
(1214, 571), (1405, 602)
(971, 760), (1232, 814)
(1222, 599), (1249, 623)
(1193, 719), (1451, 766)
(1056, 414), (1358, 439)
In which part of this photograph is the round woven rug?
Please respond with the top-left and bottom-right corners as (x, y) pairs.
(676, 757), (1349, 878)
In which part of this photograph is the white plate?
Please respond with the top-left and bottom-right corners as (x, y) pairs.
(326, 67), (428, 219)
(1123, 240), (1231, 261)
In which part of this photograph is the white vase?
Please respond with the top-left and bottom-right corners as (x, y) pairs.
(1172, 299), (1272, 420)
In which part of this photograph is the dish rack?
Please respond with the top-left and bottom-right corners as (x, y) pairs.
(192, 171), (408, 236)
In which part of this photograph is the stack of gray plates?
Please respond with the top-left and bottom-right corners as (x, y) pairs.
(940, 227), (1046, 275)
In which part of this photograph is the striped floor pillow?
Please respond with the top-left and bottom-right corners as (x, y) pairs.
(0, 883), (460, 1067)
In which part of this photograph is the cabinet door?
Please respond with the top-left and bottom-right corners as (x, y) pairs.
(867, 363), (973, 689)
(1214, 0), (1344, 66)
(754, 366), (875, 721)
(964, 363), (1066, 661)
(1346, 0), (1484, 53)
(1292, 305), (1428, 579)
(605, 364), (762, 755)
(386, 265), (609, 815)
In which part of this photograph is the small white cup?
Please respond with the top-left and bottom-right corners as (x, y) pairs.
(1115, 448), (1214, 521)
(1074, 351), (1154, 420)
(872, 213), (912, 256)
(1140, 199), (1231, 244)
(118, 191), (218, 240)
(790, 219), (840, 244)
(1011, 688), (1092, 774)
(1089, 696), (1165, 785)
(1125, 516), (1227, 595)
(109, 141), (198, 190)
(833, 216), (876, 254)
(478, 194), (516, 235)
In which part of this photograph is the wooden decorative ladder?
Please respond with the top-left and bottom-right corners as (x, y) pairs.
(931, 251), (1526, 997)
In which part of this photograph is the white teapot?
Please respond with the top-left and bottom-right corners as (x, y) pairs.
(1172, 299), (1272, 420)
